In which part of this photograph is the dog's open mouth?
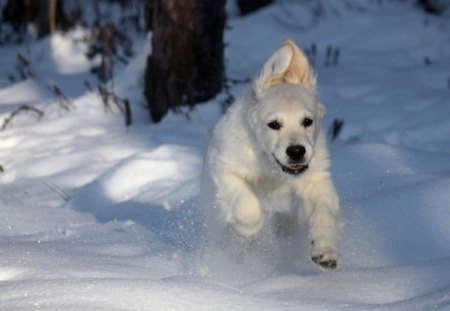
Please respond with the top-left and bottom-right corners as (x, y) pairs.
(274, 157), (309, 175)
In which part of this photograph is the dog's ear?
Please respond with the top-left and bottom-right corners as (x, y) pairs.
(254, 39), (316, 95)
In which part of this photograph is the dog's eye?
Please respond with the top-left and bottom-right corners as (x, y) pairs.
(302, 118), (313, 128)
(267, 121), (281, 130)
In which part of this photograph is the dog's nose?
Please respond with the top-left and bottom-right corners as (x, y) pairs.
(286, 145), (306, 161)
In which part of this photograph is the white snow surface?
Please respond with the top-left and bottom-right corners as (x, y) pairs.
(1, 1), (450, 310)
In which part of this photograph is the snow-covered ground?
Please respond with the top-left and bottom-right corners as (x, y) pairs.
(1, 1), (450, 310)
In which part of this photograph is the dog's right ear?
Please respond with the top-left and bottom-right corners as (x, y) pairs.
(253, 39), (315, 96)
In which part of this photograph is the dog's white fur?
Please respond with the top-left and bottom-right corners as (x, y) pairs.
(203, 40), (341, 269)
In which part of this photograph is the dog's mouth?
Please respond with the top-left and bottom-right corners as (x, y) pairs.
(274, 157), (309, 176)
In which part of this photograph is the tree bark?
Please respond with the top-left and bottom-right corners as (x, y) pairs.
(145, 0), (153, 31)
(145, 0), (226, 123)
(417, 0), (445, 15)
(237, 0), (273, 16)
(2, 0), (65, 38)
(38, 0), (50, 37)
(2, 0), (32, 32)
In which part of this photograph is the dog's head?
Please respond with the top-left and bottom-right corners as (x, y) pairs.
(249, 40), (326, 176)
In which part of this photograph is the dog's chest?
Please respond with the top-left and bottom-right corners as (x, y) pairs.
(249, 176), (298, 212)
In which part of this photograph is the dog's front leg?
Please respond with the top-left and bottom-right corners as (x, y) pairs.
(216, 173), (265, 237)
(301, 175), (341, 269)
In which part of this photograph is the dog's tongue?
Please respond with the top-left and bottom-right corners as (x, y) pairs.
(289, 163), (304, 169)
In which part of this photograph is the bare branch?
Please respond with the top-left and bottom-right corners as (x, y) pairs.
(1, 105), (44, 130)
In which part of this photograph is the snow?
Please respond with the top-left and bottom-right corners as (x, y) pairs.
(1, 1), (450, 310)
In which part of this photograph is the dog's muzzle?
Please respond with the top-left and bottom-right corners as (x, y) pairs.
(274, 157), (309, 175)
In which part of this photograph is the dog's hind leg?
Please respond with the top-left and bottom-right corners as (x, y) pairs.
(215, 173), (265, 237)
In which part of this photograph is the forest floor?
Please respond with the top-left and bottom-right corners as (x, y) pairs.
(1, 1), (450, 310)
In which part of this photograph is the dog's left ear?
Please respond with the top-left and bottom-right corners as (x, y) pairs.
(254, 39), (316, 95)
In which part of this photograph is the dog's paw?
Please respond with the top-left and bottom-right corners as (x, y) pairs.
(232, 216), (264, 237)
(311, 246), (340, 270)
(231, 195), (264, 237)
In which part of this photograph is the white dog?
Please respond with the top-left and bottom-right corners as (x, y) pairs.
(204, 40), (341, 269)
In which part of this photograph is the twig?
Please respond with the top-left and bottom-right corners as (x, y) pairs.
(43, 181), (72, 202)
(123, 99), (132, 127)
(17, 53), (29, 66)
(329, 118), (344, 141)
(17, 53), (36, 78)
(84, 80), (94, 92)
(51, 84), (73, 110)
(17, 53), (73, 110)
(1, 105), (44, 130)
(97, 85), (132, 126)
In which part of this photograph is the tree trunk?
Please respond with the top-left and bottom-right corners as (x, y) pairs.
(145, 0), (226, 123)
(2, 0), (31, 33)
(145, 0), (153, 31)
(2, 0), (66, 38)
(37, 0), (57, 38)
(417, 0), (445, 15)
(237, 0), (273, 16)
